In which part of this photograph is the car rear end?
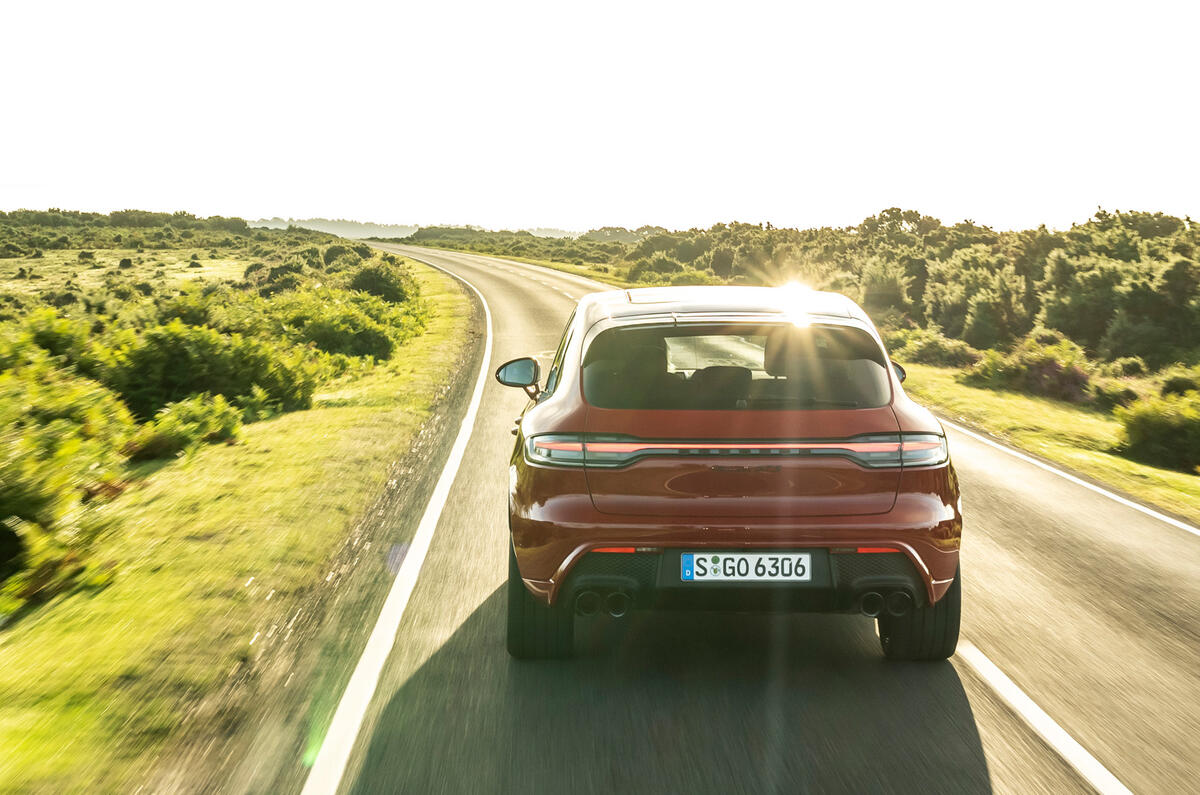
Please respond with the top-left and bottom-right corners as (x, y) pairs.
(506, 287), (962, 660)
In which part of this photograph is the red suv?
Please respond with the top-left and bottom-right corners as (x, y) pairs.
(496, 286), (961, 661)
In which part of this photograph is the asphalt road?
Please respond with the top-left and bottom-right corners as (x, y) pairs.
(336, 244), (1199, 794)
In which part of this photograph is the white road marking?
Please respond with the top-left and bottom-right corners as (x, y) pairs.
(942, 419), (1200, 540)
(957, 642), (1133, 795)
(300, 256), (494, 795)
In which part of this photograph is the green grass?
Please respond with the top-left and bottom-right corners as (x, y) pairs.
(901, 362), (1200, 525)
(0, 261), (473, 792)
(1, 248), (248, 296)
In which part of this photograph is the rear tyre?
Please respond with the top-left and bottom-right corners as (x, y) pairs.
(878, 566), (961, 661)
(507, 544), (574, 659)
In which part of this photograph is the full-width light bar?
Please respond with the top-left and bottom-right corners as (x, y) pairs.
(526, 433), (949, 469)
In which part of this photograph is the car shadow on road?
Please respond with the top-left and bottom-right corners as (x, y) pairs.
(350, 587), (991, 794)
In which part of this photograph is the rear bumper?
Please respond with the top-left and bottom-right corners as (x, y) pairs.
(510, 461), (962, 608)
(553, 548), (931, 614)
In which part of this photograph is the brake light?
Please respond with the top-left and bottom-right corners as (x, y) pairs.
(898, 433), (949, 467)
(525, 433), (948, 468)
(525, 435), (585, 466)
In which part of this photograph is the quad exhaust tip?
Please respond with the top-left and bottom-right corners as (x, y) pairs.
(575, 591), (601, 617)
(606, 591), (630, 618)
(885, 591), (913, 617)
(859, 592), (884, 617)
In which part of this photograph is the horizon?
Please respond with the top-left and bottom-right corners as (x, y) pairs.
(1, 205), (1192, 237)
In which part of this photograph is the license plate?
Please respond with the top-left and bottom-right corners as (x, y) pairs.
(681, 552), (812, 582)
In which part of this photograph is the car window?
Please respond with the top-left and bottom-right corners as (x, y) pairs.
(582, 323), (890, 410)
(541, 310), (576, 398)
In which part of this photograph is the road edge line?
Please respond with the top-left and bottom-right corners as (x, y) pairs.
(300, 255), (494, 795)
(941, 418), (1200, 540)
(957, 642), (1132, 795)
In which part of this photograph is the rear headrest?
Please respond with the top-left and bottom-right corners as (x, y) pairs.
(584, 330), (666, 367)
(764, 328), (807, 376)
(625, 342), (667, 374)
(690, 366), (751, 409)
(690, 365), (752, 391)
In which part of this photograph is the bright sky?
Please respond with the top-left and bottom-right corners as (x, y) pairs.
(2, 0), (1197, 232)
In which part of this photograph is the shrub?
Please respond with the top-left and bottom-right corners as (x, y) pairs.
(118, 258), (133, 269)
(1159, 366), (1200, 397)
(961, 331), (1092, 401)
(710, 247), (734, 278)
(1, 361), (134, 602)
(323, 244), (351, 266)
(21, 309), (101, 376)
(123, 394), (242, 461)
(259, 272), (303, 296)
(669, 269), (719, 286)
(348, 261), (416, 303)
(1115, 392), (1200, 471)
(104, 320), (319, 419)
(268, 289), (397, 359)
(1100, 356), (1148, 377)
(326, 252), (364, 272)
(77, 251), (95, 261)
(890, 328), (981, 367)
(1090, 377), (1140, 411)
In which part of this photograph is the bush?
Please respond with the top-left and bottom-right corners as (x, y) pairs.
(348, 261), (416, 303)
(118, 258), (133, 269)
(1090, 377), (1140, 411)
(1116, 392), (1200, 471)
(1159, 366), (1200, 397)
(268, 289), (400, 359)
(326, 252), (363, 272)
(669, 269), (719, 286)
(961, 331), (1092, 401)
(1100, 356), (1148, 377)
(123, 394), (242, 461)
(323, 244), (351, 266)
(104, 320), (319, 419)
(20, 309), (101, 376)
(890, 328), (981, 367)
(1, 361), (134, 602)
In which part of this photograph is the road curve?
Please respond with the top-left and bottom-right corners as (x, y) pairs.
(334, 244), (1198, 794)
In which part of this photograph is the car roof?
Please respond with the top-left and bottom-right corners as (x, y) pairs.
(578, 285), (871, 327)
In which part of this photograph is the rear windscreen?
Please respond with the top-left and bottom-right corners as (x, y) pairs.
(582, 324), (890, 410)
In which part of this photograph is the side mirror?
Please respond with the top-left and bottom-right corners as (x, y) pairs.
(496, 357), (541, 399)
(891, 361), (907, 383)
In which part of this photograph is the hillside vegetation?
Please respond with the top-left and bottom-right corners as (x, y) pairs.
(394, 210), (1200, 477)
(0, 210), (428, 616)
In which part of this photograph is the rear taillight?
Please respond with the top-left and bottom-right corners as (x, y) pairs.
(525, 435), (586, 466)
(524, 433), (948, 468)
(898, 433), (949, 467)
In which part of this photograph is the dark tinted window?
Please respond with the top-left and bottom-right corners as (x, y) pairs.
(541, 310), (575, 398)
(582, 323), (890, 410)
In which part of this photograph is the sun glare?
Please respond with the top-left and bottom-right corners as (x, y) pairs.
(780, 281), (814, 326)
